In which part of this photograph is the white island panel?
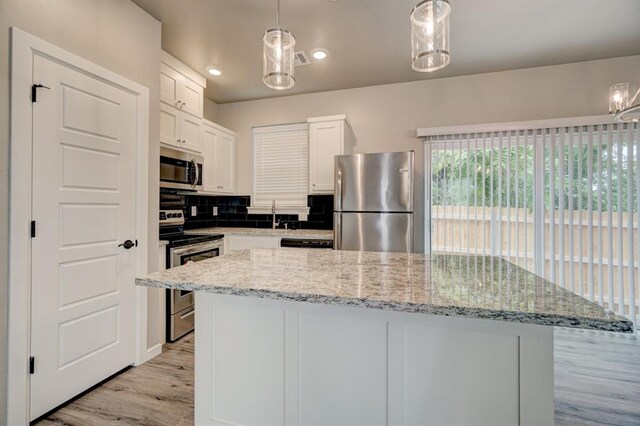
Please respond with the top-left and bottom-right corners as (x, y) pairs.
(402, 325), (518, 425)
(196, 293), (553, 426)
(207, 302), (285, 426)
(299, 313), (388, 425)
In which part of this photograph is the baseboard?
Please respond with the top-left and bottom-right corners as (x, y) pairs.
(135, 342), (163, 366)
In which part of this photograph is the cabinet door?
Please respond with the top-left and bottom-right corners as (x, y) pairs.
(219, 132), (236, 193)
(201, 125), (219, 192)
(160, 63), (181, 108)
(309, 120), (343, 193)
(180, 114), (202, 153)
(179, 78), (204, 118)
(160, 103), (181, 148)
(228, 235), (281, 251)
(213, 137), (225, 192)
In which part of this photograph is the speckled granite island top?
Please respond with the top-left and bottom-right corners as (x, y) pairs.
(136, 249), (633, 333)
(185, 227), (333, 239)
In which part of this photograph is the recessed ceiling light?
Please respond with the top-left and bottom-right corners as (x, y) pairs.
(207, 67), (222, 76)
(311, 49), (328, 60)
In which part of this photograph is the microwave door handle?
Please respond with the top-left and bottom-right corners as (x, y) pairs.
(190, 159), (199, 188)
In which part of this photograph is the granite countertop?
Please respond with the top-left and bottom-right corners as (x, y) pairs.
(185, 227), (333, 239)
(136, 249), (634, 333)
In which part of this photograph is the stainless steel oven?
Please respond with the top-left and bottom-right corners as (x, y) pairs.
(160, 146), (203, 191)
(169, 239), (224, 268)
(160, 208), (224, 342)
(167, 239), (224, 341)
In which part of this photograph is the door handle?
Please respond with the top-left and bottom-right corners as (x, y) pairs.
(189, 159), (199, 188)
(180, 310), (195, 320)
(118, 239), (138, 249)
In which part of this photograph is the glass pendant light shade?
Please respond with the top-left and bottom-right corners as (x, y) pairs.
(411, 0), (451, 72)
(263, 28), (296, 90)
(609, 83), (629, 114)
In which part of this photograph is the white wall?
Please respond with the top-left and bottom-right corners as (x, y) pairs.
(0, 1), (162, 421)
(217, 55), (640, 253)
(204, 97), (220, 123)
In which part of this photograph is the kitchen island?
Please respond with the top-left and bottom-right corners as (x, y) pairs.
(136, 249), (633, 426)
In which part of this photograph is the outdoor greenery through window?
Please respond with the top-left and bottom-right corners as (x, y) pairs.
(426, 122), (640, 325)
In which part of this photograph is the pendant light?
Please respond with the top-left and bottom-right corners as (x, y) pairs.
(411, 0), (451, 72)
(263, 0), (296, 90)
(609, 82), (640, 122)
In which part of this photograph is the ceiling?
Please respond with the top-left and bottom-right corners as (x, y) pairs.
(132, 0), (640, 104)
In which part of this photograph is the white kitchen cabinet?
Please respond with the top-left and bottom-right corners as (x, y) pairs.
(225, 235), (281, 252)
(218, 131), (235, 192)
(308, 115), (354, 194)
(159, 51), (206, 154)
(160, 103), (202, 153)
(159, 242), (167, 271)
(160, 103), (181, 148)
(180, 113), (203, 153)
(160, 52), (205, 119)
(201, 120), (236, 194)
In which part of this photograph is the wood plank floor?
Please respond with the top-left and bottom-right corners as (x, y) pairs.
(35, 328), (639, 426)
(35, 335), (195, 426)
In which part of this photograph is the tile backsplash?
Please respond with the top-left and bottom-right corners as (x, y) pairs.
(178, 194), (333, 230)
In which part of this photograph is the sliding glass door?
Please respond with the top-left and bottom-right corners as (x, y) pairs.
(425, 122), (639, 325)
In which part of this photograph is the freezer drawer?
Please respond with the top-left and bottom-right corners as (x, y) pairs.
(334, 212), (413, 253)
(335, 151), (414, 212)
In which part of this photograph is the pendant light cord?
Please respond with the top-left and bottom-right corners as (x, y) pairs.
(276, 0), (280, 28)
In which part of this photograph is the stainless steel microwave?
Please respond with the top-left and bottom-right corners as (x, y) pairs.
(160, 147), (203, 191)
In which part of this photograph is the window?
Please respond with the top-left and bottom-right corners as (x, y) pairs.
(424, 120), (640, 326)
(253, 123), (309, 208)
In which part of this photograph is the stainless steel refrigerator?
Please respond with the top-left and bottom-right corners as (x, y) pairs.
(334, 151), (414, 253)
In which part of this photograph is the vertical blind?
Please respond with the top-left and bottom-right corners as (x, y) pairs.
(253, 123), (309, 208)
(425, 121), (639, 325)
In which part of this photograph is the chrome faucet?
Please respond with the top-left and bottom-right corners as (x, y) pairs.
(272, 200), (279, 229)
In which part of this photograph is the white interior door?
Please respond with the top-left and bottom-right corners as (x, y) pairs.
(30, 53), (138, 420)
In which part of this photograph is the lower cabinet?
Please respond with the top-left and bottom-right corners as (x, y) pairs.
(225, 235), (281, 252)
(202, 120), (236, 194)
(158, 243), (167, 271)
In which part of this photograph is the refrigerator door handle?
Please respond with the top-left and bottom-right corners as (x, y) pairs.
(335, 165), (343, 211)
(334, 213), (342, 250)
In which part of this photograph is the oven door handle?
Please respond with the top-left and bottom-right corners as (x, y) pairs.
(180, 309), (195, 320)
(171, 240), (224, 257)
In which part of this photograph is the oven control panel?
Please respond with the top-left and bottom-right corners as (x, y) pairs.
(159, 209), (185, 226)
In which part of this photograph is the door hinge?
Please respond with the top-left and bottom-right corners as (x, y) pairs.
(31, 220), (36, 238)
(31, 83), (50, 103)
(29, 356), (35, 375)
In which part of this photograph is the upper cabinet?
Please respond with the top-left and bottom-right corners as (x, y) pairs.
(160, 103), (202, 152)
(160, 51), (206, 118)
(308, 115), (354, 194)
(160, 51), (206, 154)
(158, 51), (237, 189)
(201, 120), (236, 194)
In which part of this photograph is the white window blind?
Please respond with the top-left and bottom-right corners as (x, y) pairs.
(425, 121), (639, 326)
(253, 123), (309, 208)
